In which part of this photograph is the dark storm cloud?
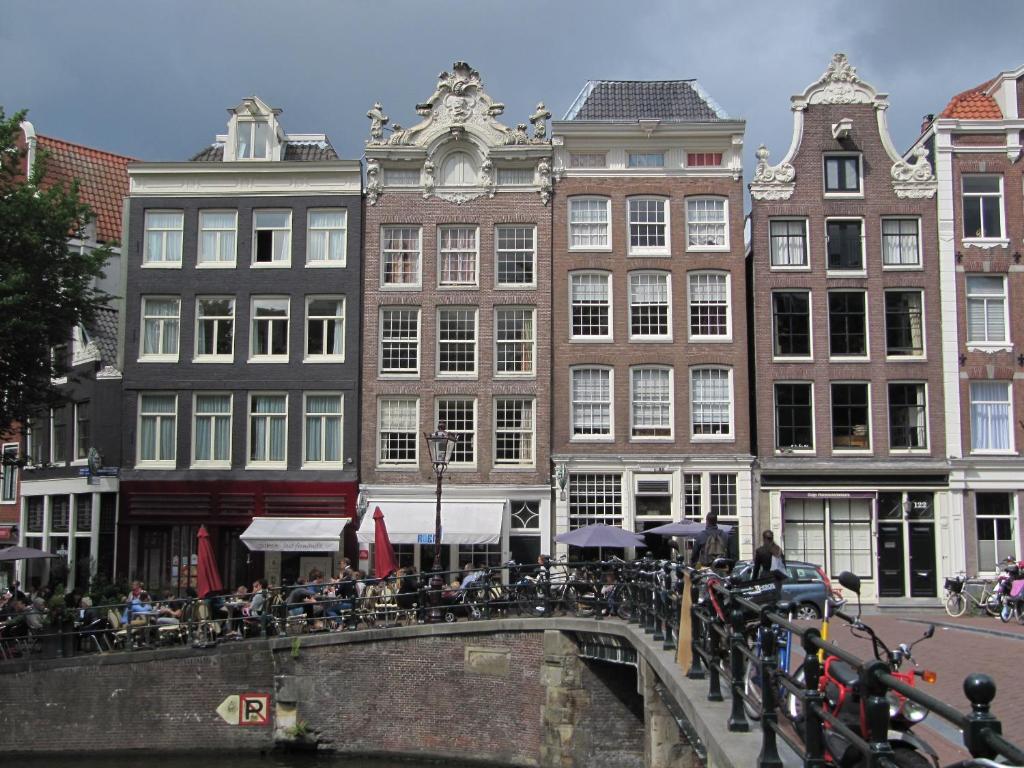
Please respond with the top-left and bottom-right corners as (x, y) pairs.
(2, 0), (1022, 172)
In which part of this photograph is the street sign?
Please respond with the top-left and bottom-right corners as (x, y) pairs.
(417, 533), (435, 544)
(216, 693), (271, 726)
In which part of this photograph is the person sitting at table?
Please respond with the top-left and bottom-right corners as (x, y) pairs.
(121, 581), (154, 625)
(154, 590), (183, 626)
(286, 578), (317, 627)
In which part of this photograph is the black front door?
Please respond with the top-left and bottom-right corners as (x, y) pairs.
(877, 522), (905, 597)
(908, 523), (937, 597)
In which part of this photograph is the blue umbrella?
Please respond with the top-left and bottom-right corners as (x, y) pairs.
(555, 524), (647, 548)
(645, 521), (733, 537)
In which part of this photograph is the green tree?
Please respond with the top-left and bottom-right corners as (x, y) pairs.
(0, 107), (111, 426)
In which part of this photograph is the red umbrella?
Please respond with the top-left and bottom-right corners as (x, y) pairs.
(372, 507), (399, 579)
(196, 525), (223, 598)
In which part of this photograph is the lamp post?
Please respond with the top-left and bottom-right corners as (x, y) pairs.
(423, 421), (460, 572)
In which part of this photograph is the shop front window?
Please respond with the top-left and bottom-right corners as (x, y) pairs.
(976, 493), (1015, 570)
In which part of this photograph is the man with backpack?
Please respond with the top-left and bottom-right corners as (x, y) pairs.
(691, 513), (731, 569)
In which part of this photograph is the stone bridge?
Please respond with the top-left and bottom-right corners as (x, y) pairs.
(0, 618), (774, 768)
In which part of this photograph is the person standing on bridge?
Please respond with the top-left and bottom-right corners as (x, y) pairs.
(690, 513), (730, 569)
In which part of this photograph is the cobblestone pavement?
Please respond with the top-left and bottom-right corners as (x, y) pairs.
(795, 608), (1024, 765)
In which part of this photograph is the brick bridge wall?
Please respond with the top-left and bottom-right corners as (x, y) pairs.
(0, 625), (650, 767)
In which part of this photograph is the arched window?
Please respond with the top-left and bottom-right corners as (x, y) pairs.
(440, 151), (477, 186)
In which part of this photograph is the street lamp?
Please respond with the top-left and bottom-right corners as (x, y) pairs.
(423, 421), (460, 573)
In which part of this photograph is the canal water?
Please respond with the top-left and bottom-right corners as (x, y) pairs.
(16, 756), (497, 768)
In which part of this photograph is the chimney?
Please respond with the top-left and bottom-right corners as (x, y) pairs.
(920, 114), (935, 133)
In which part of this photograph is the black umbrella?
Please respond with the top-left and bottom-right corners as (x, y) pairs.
(0, 546), (60, 562)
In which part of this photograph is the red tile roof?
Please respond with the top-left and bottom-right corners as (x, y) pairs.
(35, 135), (134, 243)
(939, 79), (1004, 120)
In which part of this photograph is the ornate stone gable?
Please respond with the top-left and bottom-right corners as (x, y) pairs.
(749, 144), (795, 201)
(365, 61), (551, 205)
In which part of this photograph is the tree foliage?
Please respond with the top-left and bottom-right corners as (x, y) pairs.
(0, 107), (111, 426)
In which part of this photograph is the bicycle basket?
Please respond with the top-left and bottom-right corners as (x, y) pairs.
(944, 576), (964, 594)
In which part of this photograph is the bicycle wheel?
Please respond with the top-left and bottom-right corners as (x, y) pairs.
(616, 584), (637, 621)
(743, 657), (763, 721)
(944, 592), (967, 618)
(983, 592), (1002, 617)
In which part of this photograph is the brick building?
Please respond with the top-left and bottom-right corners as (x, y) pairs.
(750, 55), (947, 604)
(359, 62), (553, 571)
(120, 98), (362, 590)
(914, 65), (1024, 577)
(550, 80), (752, 560)
(12, 124), (131, 592)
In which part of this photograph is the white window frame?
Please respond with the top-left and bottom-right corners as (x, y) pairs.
(627, 151), (665, 168)
(773, 381), (816, 454)
(769, 218), (810, 269)
(569, 271), (612, 341)
(962, 174), (1006, 243)
(630, 366), (674, 441)
(305, 208), (348, 267)
(235, 119), (270, 160)
(436, 397), (477, 468)
(136, 393), (177, 468)
(969, 381), (1015, 455)
(380, 225), (423, 289)
(689, 367), (734, 442)
(378, 307), (421, 377)
(570, 366), (614, 442)
(830, 381), (873, 454)
(687, 271), (732, 341)
(493, 397), (536, 468)
(304, 296), (346, 363)
(685, 197), (729, 252)
(0, 443), (17, 503)
(569, 152), (607, 169)
(494, 306), (536, 378)
(883, 289), (926, 360)
(436, 306), (478, 378)
(887, 381), (929, 453)
(495, 225), (537, 289)
(197, 210), (237, 268)
(139, 296), (181, 362)
(73, 401), (89, 462)
(826, 289), (870, 361)
(771, 290), (814, 361)
(142, 210), (184, 267)
(437, 225), (480, 288)
(247, 393), (288, 469)
(249, 297), (290, 362)
(251, 209), (292, 267)
(377, 397), (419, 467)
(193, 296), (235, 363)
(627, 197), (670, 256)
(628, 271), (672, 341)
(825, 217), (866, 274)
(568, 197), (612, 252)
(50, 406), (67, 465)
(880, 217), (922, 269)
(302, 392), (344, 469)
(191, 392), (233, 469)
(966, 274), (1010, 349)
(823, 153), (863, 197)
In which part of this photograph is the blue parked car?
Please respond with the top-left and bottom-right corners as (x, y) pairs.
(730, 559), (831, 620)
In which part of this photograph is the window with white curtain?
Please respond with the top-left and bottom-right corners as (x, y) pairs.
(248, 394), (287, 466)
(782, 500), (827, 565)
(439, 226), (478, 286)
(769, 220), (808, 267)
(629, 272), (670, 339)
(306, 210), (347, 266)
(966, 275), (1008, 344)
(252, 211), (291, 265)
(381, 226), (422, 287)
(304, 394), (343, 466)
(569, 198), (611, 249)
(686, 198), (727, 249)
(437, 308), (477, 376)
(881, 218), (920, 266)
(690, 368), (732, 438)
(437, 398), (475, 465)
(495, 307), (535, 375)
(970, 381), (1012, 453)
(198, 211), (237, 265)
(195, 298), (234, 360)
(628, 198), (669, 254)
(138, 394), (177, 465)
(141, 297), (180, 359)
(305, 297), (345, 360)
(631, 367), (673, 439)
(250, 298), (289, 359)
(378, 398), (418, 465)
(829, 499), (873, 576)
(976, 493), (1016, 569)
(143, 211), (183, 265)
(570, 272), (611, 338)
(571, 367), (612, 439)
(494, 398), (535, 466)
(193, 393), (231, 466)
(688, 272), (730, 338)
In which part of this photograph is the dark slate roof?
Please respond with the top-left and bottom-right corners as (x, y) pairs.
(190, 140), (339, 162)
(90, 306), (119, 364)
(564, 80), (728, 122)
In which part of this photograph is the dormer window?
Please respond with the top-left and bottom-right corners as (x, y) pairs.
(440, 151), (477, 186)
(236, 120), (269, 160)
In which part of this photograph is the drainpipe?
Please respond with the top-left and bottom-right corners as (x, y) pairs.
(20, 120), (37, 179)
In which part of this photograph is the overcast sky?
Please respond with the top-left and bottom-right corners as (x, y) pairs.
(3, 1), (1023, 176)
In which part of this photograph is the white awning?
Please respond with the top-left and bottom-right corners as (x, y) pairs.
(240, 517), (348, 552)
(356, 501), (504, 545)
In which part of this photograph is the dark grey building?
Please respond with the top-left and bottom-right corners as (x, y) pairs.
(120, 97), (362, 591)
